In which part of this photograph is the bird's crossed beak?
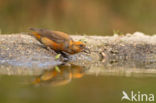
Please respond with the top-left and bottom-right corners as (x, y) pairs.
(83, 47), (91, 54)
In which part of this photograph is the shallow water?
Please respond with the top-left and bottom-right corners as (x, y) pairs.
(0, 64), (156, 103)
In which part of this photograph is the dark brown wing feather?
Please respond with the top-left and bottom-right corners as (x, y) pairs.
(29, 28), (73, 44)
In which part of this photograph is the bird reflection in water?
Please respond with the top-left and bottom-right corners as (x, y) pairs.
(32, 64), (87, 86)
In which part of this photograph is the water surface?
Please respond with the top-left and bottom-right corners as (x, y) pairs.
(0, 64), (156, 103)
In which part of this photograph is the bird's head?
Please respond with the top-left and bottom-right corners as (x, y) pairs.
(71, 41), (90, 54)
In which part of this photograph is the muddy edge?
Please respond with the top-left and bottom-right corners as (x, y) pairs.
(0, 32), (156, 75)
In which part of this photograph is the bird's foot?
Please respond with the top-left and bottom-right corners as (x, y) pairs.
(57, 51), (72, 62)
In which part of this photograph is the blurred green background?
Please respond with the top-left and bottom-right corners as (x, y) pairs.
(0, 0), (156, 35)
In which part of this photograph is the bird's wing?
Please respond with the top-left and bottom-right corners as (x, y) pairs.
(30, 28), (73, 44)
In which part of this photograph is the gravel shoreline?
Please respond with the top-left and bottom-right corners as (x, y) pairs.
(0, 32), (156, 76)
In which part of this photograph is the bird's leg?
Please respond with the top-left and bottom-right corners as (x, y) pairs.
(42, 46), (69, 61)
(56, 51), (71, 62)
(60, 51), (70, 58)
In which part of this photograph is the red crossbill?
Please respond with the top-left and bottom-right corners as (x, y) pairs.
(29, 28), (89, 55)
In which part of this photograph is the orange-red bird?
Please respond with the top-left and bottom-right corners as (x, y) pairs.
(29, 28), (89, 54)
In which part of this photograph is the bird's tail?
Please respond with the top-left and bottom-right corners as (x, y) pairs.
(28, 27), (42, 40)
(29, 27), (47, 33)
(29, 27), (40, 32)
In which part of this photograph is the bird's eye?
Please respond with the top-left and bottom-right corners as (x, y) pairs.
(79, 44), (84, 48)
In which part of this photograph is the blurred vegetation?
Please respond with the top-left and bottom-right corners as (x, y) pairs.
(0, 0), (156, 35)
